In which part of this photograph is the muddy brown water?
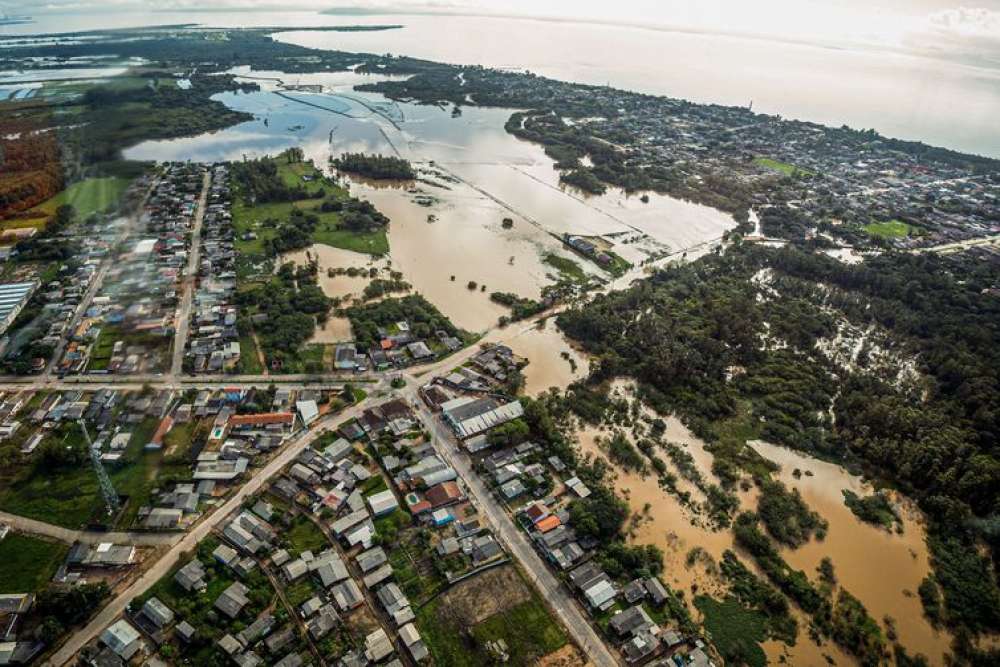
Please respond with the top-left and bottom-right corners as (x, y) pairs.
(573, 382), (951, 665)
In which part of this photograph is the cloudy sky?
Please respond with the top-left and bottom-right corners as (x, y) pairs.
(6, 0), (1000, 65)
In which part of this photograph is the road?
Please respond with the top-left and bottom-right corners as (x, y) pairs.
(169, 170), (211, 379)
(0, 510), (179, 547)
(409, 396), (619, 667)
(44, 400), (374, 666)
(43, 179), (159, 380)
(911, 232), (1000, 255)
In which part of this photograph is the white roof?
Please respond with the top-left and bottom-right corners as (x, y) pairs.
(296, 400), (319, 425)
(367, 489), (399, 515)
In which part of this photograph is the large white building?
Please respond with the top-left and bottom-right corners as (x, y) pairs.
(0, 281), (38, 335)
(441, 396), (524, 439)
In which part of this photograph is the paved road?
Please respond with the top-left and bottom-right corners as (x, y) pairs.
(0, 511), (179, 547)
(409, 396), (619, 667)
(45, 400), (373, 666)
(169, 171), (210, 378)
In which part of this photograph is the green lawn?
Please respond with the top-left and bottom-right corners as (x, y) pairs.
(287, 515), (329, 555)
(30, 177), (130, 222)
(754, 157), (814, 178)
(0, 533), (69, 593)
(863, 219), (914, 239)
(543, 253), (588, 284)
(232, 162), (389, 262)
(695, 596), (768, 667)
(236, 334), (264, 375)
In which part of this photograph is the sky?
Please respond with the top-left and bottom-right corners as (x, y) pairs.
(5, 1), (1000, 66)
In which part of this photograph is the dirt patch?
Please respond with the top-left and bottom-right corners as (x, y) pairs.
(436, 565), (531, 626)
(535, 644), (590, 667)
(344, 603), (380, 636)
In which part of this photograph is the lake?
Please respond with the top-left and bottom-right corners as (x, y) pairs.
(4, 10), (1000, 157)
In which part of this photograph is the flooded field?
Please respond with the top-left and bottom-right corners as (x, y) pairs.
(502, 318), (590, 396)
(124, 68), (736, 337)
(572, 382), (951, 666)
(282, 244), (384, 342)
(748, 439), (953, 664)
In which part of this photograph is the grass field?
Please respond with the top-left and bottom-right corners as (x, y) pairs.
(415, 565), (567, 666)
(30, 177), (130, 222)
(236, 334), (264, 374)
(287, 515), (329, 555)
(544, 253), (588, 283)
(233, 160), (389, 261)
(695, 596), (768, 667)
(863, 219), (914, 239)
(0, 418), (187, 529)
(754, 157), (815, 178)
(0, 533), (69, 593)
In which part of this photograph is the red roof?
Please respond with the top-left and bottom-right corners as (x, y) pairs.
(151, 415), (174, 445)
(229, 412), (294, 427)
(380, 339), (394, 350)
(525, 502), (549, 523)
(536, 515), (562, 533)
(426, 481), (463, 508)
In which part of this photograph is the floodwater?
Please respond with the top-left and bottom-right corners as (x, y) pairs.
(125, 68), (735, 336)
(573, 382), (950, 665)
(748, 439), (953, 665)
(500, 318), (590, 396)
(282, 244), (384, 342)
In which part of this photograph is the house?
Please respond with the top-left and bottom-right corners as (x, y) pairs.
(174, 559), (207, 592)
(237, 613), (274, 647)
(313, 552), (350, 587)
(536, 515), (561, 533)
(100, 619), (142, 660)
(399, 622), (429, 662)
(175, 620), (197, 643)
(645, 577), (669, 607)
(144, 507), (183, 529)
(356, 546), (388, 574)
(331, 579), (365, 611)
(364, 628), (394, 662)
(67, 542), (137, 568)
(425, 481), (463, 508)
(282, 558), (309, 582)
(307, 604), (339, 640)
(300, 596), (323, 619)
(141, 597), (175, 629)
(214, 582), (250, 618)
(583, 577), (617, 611)
(367, 489), (399, 517)
(213, 544), (239, 568)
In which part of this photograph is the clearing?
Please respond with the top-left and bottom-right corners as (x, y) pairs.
(415, 564), (567, 666)
(863, 219), (914, 239)
(0, 533), (69, 593)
